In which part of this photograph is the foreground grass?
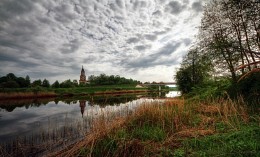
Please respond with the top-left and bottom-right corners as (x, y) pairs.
(49, 98), (259, 157)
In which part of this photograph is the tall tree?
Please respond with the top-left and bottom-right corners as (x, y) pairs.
(42, 79), (50, 88)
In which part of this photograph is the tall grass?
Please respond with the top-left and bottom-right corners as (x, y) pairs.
(48, 97), (259, 157)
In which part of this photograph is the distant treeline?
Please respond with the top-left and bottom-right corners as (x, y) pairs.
(0, 73), (140, 88)
(88, 74), (140, 85)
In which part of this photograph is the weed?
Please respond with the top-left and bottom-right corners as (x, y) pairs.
(132, 125), (166, 142)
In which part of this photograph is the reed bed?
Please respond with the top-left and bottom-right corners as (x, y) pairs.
(47, 97), (259, 157)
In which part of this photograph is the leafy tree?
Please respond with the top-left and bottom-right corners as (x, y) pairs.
(32, 79), (42, 87)
(60, 79), (74, 88)
(73, 79), (78, 87)
(175, 49), (212, 94)
(25, 75), (30, 87)
(0, 81), (20, 88)
(6, 73), (16, 81)
(52, 80), (60, 88)
(16, 77), (27, 88)
(88, 74), (140, 85)
(42, 79), (50, 88)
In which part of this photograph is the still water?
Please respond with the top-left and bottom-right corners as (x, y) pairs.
(0, 91), (180, 156)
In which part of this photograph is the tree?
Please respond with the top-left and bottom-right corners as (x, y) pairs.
(198, 0), (260, 83)
(73, 79), (78, 87)
(52, 80), (60, 88)
(60, 79), (74, 88)
(16, 77), (27, 88)
(175, 49), (212, 94)
(42, 79), (50, 88)
(32, 79), (42, 87)
(25, 75), (30, 87)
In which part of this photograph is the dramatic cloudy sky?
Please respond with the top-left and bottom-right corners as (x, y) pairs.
(0, 0), (204, 83)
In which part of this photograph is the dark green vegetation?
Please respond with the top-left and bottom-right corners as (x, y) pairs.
(175, 0), (260, 103)
(0, 73), (140, 89)
(88, 74), (141, 86)
(0, 73), (149, 99)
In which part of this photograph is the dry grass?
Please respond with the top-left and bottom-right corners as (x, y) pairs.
(0, 91), (57, 99)
(47, 97), (251, 157)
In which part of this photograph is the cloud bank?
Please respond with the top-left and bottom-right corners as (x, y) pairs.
(0, 0), (204, 82)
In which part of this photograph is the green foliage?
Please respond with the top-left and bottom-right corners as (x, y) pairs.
(0, 73), (31, 88)
(132, 125), (166, 142)
(183, 125), (260, 157)
(51, 80), (60, 88)
(32, 79), (42, 87)
(88, 74), (140, 85)
(91, 136), (118, 157)
(173, 148), (185, 157)
(229, 72), (260, 103)
(42, 79), (50, 88)
(175, 49), (212, 94)
(60, 79), (75, 88)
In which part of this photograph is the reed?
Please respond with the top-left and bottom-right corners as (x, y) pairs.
(0, 91), (57, 99)
(48, 97), (258, 157)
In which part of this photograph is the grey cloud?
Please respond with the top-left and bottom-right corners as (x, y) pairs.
(126, 37), (140, 44)
(52, 3), (77, 23)
(123, 42), (182, 69)
(156, 42), (182, 56)
(83, 55), (98, 63)
(60, 39), (82, 54)
(183, 38), (192, 46)
(0, 0), (34, 20)
(115, 0), (125, 8)
(152, 10), (162, 16)
(192, 2), (203, 12)
(0, 0), (201, 82)
(145, 34), (157, 41)
(165, 1), (186, 15)
(132, 0), (147, 11)
(134, 45), (151, 51)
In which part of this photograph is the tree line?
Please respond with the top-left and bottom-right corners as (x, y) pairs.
(176, 0), (259, 100)
(88, 74), (140, 85)
(0, 73), (140, 88)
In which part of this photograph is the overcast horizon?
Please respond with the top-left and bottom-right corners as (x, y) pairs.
(0, 0), (204, 83)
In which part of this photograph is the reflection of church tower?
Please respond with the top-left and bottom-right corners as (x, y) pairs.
(79, 66), (87, 84)
(79, 100), (86, 117)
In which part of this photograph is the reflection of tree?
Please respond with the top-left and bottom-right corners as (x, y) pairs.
(147, 91), (168, 98)
(0, 98), (53, 112)
(0, 94), (142, 112)
(88, 95), (138, 107)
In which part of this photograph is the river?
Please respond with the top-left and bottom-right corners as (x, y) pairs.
(0, 91), (180, 156)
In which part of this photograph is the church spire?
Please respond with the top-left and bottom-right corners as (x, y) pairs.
(79, 65), (87, 84)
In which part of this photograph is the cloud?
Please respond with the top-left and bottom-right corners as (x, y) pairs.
(192, 2), (203, 12)
(0, 0), (203, 82)
(134, 45), (151, 51)
(165, 1), (186, 15)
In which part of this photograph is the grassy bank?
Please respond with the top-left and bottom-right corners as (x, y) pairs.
(0, 84), (149, 100)
(49, 97), (259, 157)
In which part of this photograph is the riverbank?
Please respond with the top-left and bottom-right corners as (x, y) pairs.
(48, 97), (259, 157)
(0, 85), (152, 100)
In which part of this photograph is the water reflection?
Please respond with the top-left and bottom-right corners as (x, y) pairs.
(0, 92), (179, 156)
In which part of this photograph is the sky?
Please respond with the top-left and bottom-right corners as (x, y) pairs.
(0, 0), (204, 83)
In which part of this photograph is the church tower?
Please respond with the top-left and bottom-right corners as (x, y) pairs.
(79, 65), (87, 84)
